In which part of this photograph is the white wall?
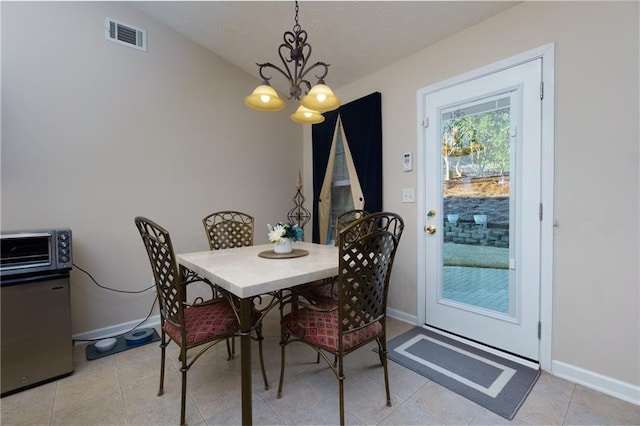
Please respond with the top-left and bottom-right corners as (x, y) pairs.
(1, 2), (301, 333)
(303, 1), (639, 393)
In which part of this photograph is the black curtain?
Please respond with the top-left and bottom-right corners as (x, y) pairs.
(311, 92), (382, 243)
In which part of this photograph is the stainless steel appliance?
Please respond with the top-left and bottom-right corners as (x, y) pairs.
(1, 229), (74, 396)
(0, 229), (72, 278)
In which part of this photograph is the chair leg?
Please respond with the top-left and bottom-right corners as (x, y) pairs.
(315, 351), (337, 366)
(256, 325), (269, 390)
(376, 339), (385, 365)
(158, 332), (167, 397)
(378, 338), (392, 407)
(226, 337), (233, 360)
(338, 354), (345, 426)
(180, 348), (188, 426)
(277, 339), (286, 398)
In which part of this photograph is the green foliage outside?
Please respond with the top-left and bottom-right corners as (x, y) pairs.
(441, 105), (511, 269)
(442, 108), (511, 179)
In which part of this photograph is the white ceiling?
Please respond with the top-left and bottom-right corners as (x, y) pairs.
(135, 1), (519, 94)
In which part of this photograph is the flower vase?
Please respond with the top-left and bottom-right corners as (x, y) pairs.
(273, 237), (293, 254)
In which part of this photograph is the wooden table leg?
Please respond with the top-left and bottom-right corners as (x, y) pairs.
(240, 298), (252, 425)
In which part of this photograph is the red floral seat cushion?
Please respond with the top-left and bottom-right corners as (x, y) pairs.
(293, 280), (338, 309)
(163, 300), (240, 347)
(282, 308), (382, 352)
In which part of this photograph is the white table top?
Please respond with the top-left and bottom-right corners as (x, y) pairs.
(177, 242), (339, 298)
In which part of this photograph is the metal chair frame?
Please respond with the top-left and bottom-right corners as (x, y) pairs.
(202, 210), (257, 356)
(135, 216), (268, 425)
(277, 212), (404, 425)
(202, 210), (254, 250)
(335, 209), (369, 243)
(291, 209), (370, 306)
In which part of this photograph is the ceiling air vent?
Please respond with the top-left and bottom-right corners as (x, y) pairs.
(105, 18), (146, 52)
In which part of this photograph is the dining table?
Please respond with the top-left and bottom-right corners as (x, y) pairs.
(176, 241), (338, 425)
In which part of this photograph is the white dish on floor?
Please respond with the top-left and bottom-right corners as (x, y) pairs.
(95, 337), (117, 352)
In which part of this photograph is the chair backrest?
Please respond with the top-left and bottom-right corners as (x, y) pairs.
(202, 211), (254, 250)
(337, 212), (404, 336)
(135, 216), (185, 330)
(335, 209), (369, 245)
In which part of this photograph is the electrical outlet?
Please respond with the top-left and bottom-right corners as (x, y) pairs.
(402, 188), (415, 203)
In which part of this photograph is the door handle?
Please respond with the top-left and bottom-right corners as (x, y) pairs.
(425, 225), (437, 234)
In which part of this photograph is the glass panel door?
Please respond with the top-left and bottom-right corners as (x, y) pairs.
(422, 58), (542, 360)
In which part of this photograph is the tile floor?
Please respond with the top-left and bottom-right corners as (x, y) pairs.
(2, 311), (639, 425)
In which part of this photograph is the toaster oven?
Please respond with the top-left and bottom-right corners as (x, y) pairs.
(0, 229), (72, 280)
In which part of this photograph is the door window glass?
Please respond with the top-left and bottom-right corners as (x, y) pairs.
(441, 94), (513, 316)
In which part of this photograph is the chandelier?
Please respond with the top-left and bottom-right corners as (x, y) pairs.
(244, 1), (340, 124)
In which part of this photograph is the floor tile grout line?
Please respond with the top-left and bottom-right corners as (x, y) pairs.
(49, 382), (58, 426)
(113, 352), (130, 425)
(186, 383), (206, 425)
(561, 383), (577, 425)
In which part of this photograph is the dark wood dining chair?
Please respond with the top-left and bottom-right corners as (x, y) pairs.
(277, 212), (404, 425)
(202, 210), (254, 250)
(134, 216), (268, 425)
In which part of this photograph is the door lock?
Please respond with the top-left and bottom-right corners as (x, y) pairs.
(427, 210), (436, 218)
(425, 225), (437, 234)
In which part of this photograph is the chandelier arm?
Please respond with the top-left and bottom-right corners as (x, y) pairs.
(298, 61), (330, 84)
(257, 62), (292, 84)
(292, 40), (311, 84)
(277, 43), (296, 83)
(299, 79), (312, 94)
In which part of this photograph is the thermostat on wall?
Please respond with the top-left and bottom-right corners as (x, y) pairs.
(403, 152), (413, 172)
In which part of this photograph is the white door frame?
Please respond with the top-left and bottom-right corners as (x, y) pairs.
(416, 43), (555, 371)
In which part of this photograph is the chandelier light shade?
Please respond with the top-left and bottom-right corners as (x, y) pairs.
(244, 84), (286, 111)
(300, 83), (340, 112)
(244, 1), (340, 123)
(290, 105), (325, 124)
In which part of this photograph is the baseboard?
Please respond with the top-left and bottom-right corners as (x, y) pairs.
(72, 314), (161, 342)
(552, 360), (640, 406)
(387, 307), (417, 325)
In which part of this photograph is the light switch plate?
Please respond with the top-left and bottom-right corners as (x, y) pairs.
(402, 188), (415, 203)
